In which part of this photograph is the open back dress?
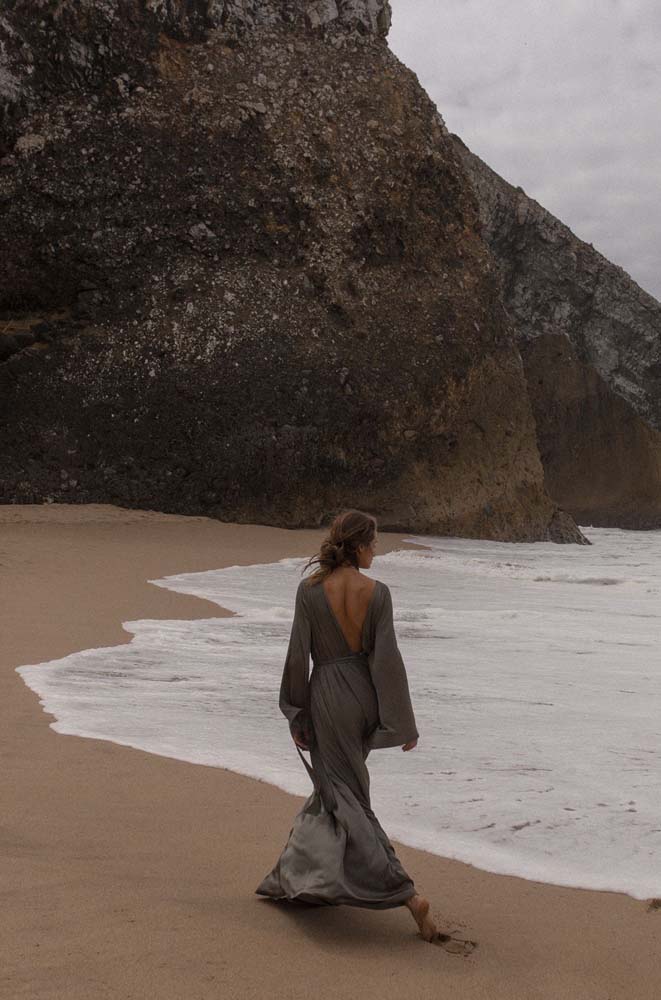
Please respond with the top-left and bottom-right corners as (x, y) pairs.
(255, 574), (420, 909)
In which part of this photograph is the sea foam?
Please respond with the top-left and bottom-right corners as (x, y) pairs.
(16, 526), (661, 899)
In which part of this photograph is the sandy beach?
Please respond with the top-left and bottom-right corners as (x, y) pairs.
(1, 503), (660, 1000)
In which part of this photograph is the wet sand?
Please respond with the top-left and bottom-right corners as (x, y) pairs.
(1, 503), (659, 999)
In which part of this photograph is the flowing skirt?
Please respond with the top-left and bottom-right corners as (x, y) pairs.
(255, 652), (417, 909)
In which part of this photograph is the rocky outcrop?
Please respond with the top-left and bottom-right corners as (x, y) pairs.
(0, 2), (392, 144)
(521, 335), (661, 529)
(0, 2), (584, 542)
(452, 133), (661, 528)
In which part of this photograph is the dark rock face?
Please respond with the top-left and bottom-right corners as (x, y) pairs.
(452, 134), (661, 528)
(522, 335), (661, 530)
(0, 2), (584, 541)
(0, 1), (209, 143)
(0, 2), (392, 144)
(0, 0), (393, 139)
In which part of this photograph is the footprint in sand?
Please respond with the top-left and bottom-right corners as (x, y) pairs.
(433, 930), (478, 955)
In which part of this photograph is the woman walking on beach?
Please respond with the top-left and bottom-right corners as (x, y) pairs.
(255, 509), (441, 942)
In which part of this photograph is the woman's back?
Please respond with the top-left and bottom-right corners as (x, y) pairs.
(319, 568), (378, 654)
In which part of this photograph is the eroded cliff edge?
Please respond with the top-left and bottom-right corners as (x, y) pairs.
(453, 134), (661, 529)
(0, 2), (583, 541)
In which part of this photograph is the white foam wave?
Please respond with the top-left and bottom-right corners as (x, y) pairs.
(16, 525), (661, 900)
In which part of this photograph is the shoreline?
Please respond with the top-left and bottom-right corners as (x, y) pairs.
(2, 503), (660, 999)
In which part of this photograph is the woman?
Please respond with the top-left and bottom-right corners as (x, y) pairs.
(255, 508), (440, 943)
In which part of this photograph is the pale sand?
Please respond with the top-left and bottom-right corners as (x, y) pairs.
(1, 503), (659, 999)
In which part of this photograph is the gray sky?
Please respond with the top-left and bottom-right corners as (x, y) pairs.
(389, 0), (660, 301)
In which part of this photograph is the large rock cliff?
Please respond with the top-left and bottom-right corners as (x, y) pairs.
(0, 2), (583, 541)
(452, 134), (661, 528)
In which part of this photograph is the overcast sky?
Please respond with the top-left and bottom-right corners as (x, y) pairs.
(389, 0), (660, 301)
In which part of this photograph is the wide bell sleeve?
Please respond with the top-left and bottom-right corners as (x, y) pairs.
(278, 579), (312, 742)
(366, 583), (419, 750)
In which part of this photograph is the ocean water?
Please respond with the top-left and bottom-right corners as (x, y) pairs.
(16, 526), (661, 900)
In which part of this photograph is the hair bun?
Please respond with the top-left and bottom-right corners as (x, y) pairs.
(330, 540), (344, 562)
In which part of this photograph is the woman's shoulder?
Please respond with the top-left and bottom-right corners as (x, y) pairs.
(296, 572), (389, 603)
(370, 577), (387, 599)
(375, 579), (393, 608)
(297, 574), (319, 602)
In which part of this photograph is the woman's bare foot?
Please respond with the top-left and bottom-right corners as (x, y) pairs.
(405, 893), (439, 942)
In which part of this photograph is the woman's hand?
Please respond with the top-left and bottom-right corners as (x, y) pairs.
(293, 733), (310, 751)
(402, 738), (418, 752)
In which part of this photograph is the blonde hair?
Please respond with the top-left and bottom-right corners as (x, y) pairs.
(302, 509), (377, 585)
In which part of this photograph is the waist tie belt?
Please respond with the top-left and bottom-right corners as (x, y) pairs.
(314, 651), (369, 667)
(294, 652), (369, 826)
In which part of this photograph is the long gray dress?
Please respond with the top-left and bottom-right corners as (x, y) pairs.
(255, 575), (420, 909)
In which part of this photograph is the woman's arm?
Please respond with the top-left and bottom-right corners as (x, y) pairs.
(278, 579), (313, 749)
(366, 583), (419, 750)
